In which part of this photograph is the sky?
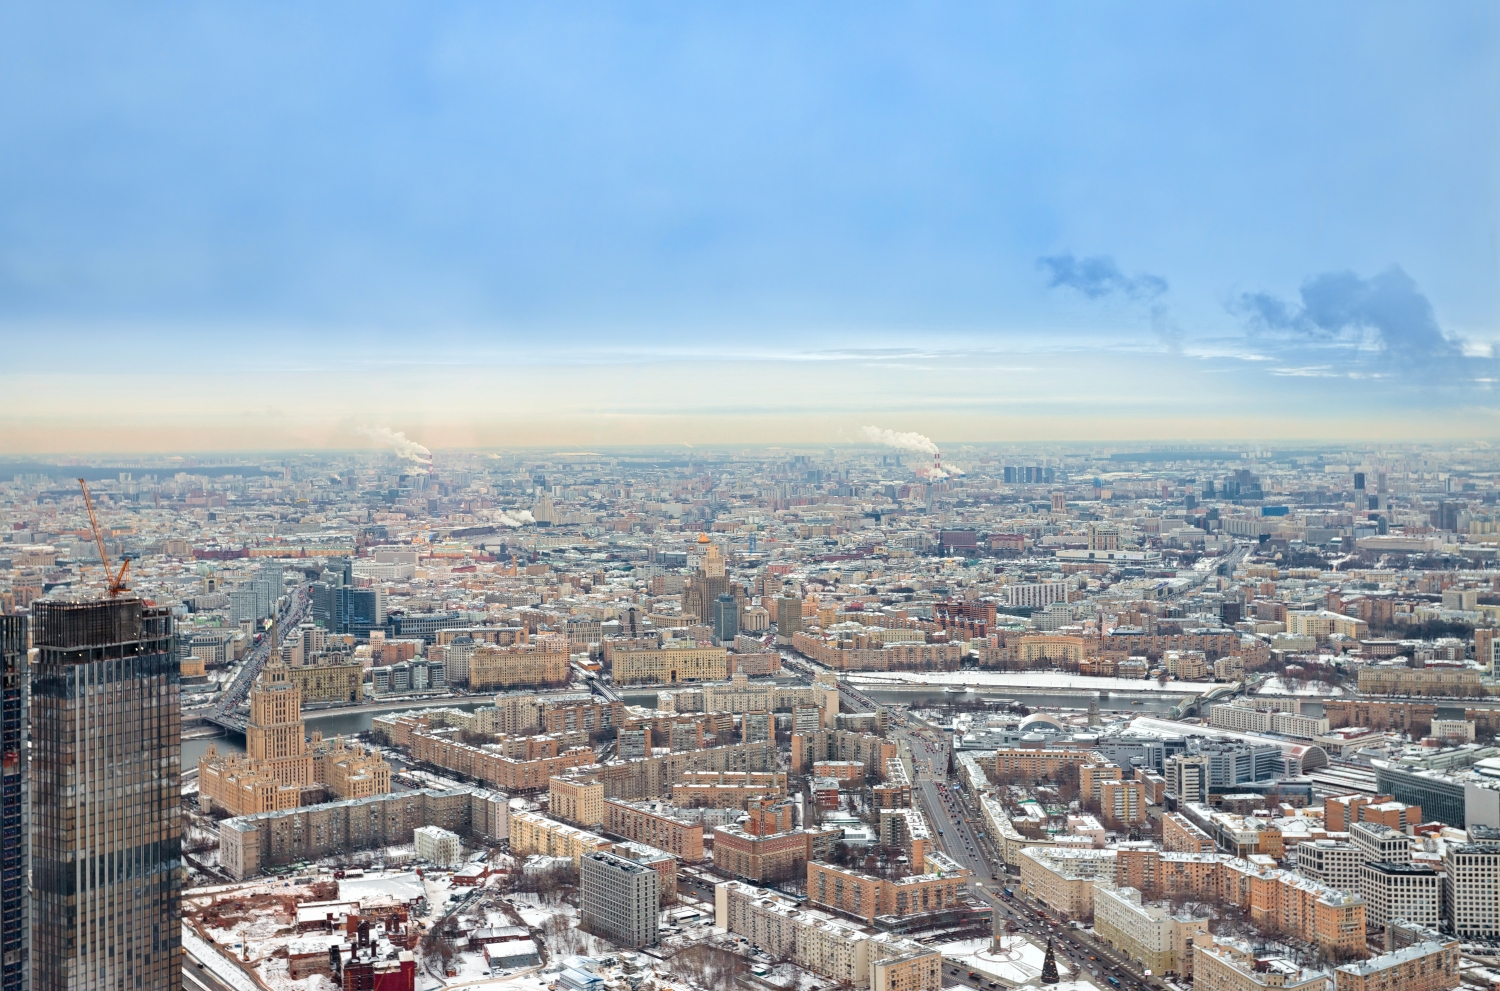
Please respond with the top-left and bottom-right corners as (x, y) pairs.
(1, 2), (1497, 453)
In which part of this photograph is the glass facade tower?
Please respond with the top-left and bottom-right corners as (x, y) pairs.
(30, 599), (181, 991)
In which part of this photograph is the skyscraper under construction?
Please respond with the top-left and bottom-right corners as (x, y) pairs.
(30, 598), (181, 991)
(1, 616), (28, 991)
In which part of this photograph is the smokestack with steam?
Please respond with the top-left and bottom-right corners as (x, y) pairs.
(861, 426), (939, 455)
(862, 425), (947, 478)
(359, 426), (433, 470)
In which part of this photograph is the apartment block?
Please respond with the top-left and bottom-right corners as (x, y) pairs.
(1297, 840), (1360, 894)
(714, 882), (940, 990)
(1113, 849), (1366, 956)
(1094, 885), (1209, 976)
(549, 776), (605, 827)
(408, 728), (595, 791)
(1443, 842), (1500, 937)
(806, 858), (969, 924)
(874, 759), (913, 809)
(509, 810), (613, 866)
(1101, 779), (1149, 827)
(580, 851), (660, 948)
(1334, 940), (1458, 991)
(1165, 754), (1210, 804)
(414, 825), (462, 867)
(1194, 937), (1329, 991)
(990, 748), (1103, 781)
(218, 787), (494, 878)
(1358, 862), (1441, 930)
(602, 799), (705, 861)
(714, 799), (839, 883)
(1019, 846), (1118, 919)
(1163, 813), (1216, 854)
(596, 741), (777, 801)
(791, 730), (896, 776)
(1357, 666), (1482, 697)
(1352, 822), (1411, 865)
(468, 637), (570, 691)
(672, 769), (787, 808)
(1081, 763), (1125, 801)
(612, 645), (728, 685)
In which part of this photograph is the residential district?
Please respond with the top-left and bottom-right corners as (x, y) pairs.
(9, 442), (1500, 991)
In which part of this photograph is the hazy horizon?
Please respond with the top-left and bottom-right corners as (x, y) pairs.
(2, 3), (1496, 451)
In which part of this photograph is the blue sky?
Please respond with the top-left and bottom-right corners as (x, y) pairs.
(1, 2), (1496, 451)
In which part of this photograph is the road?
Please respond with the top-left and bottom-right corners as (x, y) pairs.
(204, 584), (311, 729)
(892, 722), (1162, 991)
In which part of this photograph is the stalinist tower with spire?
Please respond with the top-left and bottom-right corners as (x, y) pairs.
(199, 620), (391, 815)
(245, 652), (314, 787)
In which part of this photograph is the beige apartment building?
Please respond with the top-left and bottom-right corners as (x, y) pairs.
(1194, 938), (1329, 991)
(509, 809), (613, 866)
(287, 658), (364, 703)
(1019, 846), (1118, 919)
(1333, 941), (1458, 991)
(714, 881), (940, 989)
(1357, 665), (1483, 697)
(1094, 885), (1209, 976)
(549, 776), (605, 826)
(602, 798), (706, 861)
(806, 857), (969, 924)
(612, 644), (729, 685)
(469, 636), (571, 691)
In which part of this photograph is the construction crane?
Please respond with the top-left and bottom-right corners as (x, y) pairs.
(78, 478), (131, 597)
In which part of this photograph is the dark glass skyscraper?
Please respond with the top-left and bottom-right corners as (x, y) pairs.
(712, 594), (739, 644)
(31, 598), (181, 991)
(1, 616), (27, 991)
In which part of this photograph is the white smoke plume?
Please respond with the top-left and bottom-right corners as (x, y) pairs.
(861, 426), (939, 455)
(495, 510), (537, 528)
(359, 426), (432, 464)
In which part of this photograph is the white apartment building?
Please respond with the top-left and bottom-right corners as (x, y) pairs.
(1444, 842), (1500, 937)
(414, 825), (463, 867)
(1209, 704), (1329, 740)
(1351, 822), (1411, 866)
(1359, 862), (1441, 929)
(1296, 840), (1360, 894)
(1005, 581), (1069, 609)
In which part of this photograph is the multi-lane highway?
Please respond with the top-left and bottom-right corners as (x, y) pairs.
(203, 583), (310, 731)
(893, 719), (1161, 991)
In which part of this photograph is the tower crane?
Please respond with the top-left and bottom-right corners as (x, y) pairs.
(78, 478), (130, 597)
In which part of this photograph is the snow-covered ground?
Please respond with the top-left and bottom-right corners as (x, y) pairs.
(938, 935), (1079, 986)
(848, 670), (1209, 694)
(182, 924), (262, 991)
(1254, 676), (1344, 697)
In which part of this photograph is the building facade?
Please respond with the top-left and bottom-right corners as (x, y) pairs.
(602, 799), (705, 861)
(0, 617), (28, 991)
(1333, 941), (1458, 991)
(549, 777), (605, 827)
(580, 851), (660, 948)
(1094, 885), (1209, 976)
(30, 599), (181, 991)
(1358, 862), (1440, 929)
(1443, 842), (1500, 937)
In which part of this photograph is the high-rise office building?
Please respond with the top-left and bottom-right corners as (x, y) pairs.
(31, 598), (181, 991)
(775, 596), (803, 639)
(1, 617), (28, 991)
(712, 594), (739, 645)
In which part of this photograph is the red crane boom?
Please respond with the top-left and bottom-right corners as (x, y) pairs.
(78, 478), (130, 597)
